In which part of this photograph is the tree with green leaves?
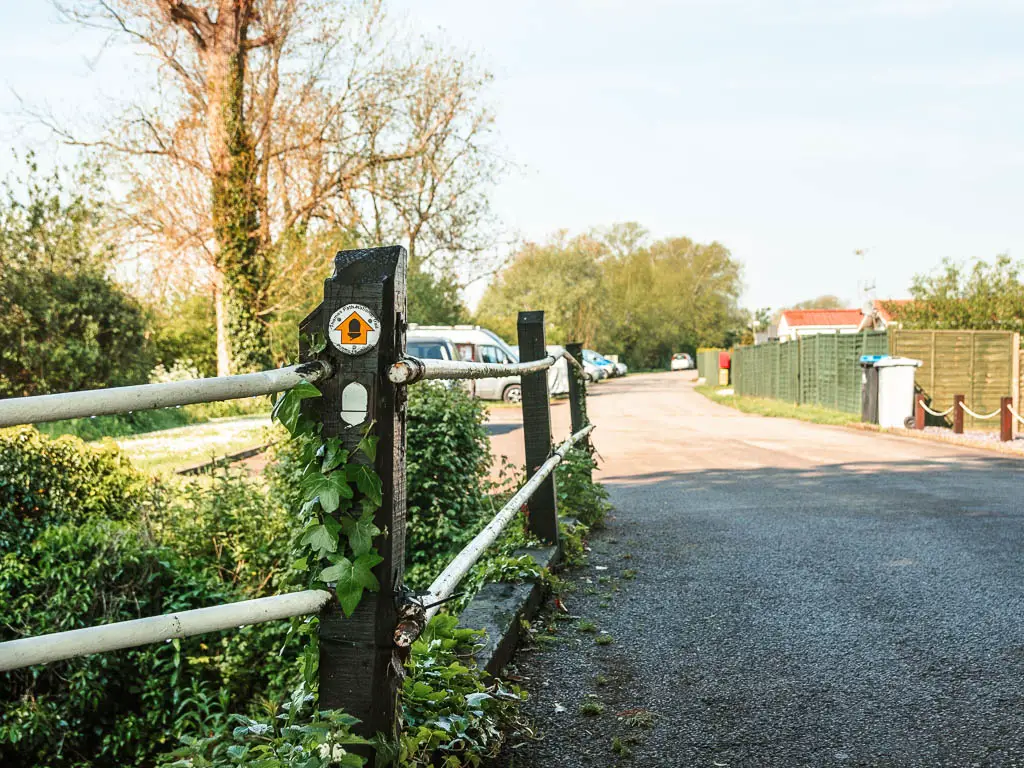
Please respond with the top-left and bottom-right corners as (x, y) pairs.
(475, 231), (606, 345)
(0, 159), (153, 396)
(475, 225), (745, 368)
(891, 255), (1024, 336)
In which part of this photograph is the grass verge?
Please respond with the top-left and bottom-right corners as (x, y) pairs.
(696, 385), (860, 426)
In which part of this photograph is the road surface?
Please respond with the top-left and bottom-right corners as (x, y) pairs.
(492, 372), (1024, 768)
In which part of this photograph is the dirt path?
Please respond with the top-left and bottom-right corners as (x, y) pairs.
(494, 372), (1024, 768)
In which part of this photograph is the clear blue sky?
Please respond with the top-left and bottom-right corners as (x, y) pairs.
(3, 1), (1024, 312)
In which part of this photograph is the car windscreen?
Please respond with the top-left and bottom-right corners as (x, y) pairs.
(408, 342), (448, 360)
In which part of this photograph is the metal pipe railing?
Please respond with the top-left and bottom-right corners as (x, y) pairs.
(388, 354), (557, 385)
(0, 360), (332, 428)
(422, 424), (595, 623)
(0, 590), (333, 672)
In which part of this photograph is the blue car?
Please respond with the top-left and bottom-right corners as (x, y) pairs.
(583, 349), (617, 379)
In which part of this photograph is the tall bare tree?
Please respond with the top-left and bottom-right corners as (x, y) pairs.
(53, 0), (500, 373)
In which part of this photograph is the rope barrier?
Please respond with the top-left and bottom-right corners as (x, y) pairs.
(958, 402), (1002, 420)
(920, 403), (954, 417)
(1008, 404), (1024, 426)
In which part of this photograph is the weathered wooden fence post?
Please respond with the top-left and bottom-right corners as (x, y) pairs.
(299, 246), (408, 754)
(915, 393), (926, 430)
(518, 311), (559, 546)
(565, 341), (592, 483)
(953, 394), (965, 434)
(1000, 396), (1013, 443)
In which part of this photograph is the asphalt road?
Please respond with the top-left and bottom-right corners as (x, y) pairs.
(492, 372), (1024, 768)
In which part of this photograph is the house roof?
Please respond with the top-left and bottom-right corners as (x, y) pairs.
(779, 309), (865, 327)
(872, 299), (912, 322)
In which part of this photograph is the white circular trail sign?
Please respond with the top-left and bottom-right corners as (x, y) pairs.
(328, 303), (381, 355)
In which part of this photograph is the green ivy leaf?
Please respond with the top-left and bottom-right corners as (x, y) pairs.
(346, 464), (382, 507)
(299, 524), (337, 558)
(357, 434), (379, 462)
(271, 381), (322, 435)
(340, 510), (381, 557)
(300, 471), (353, 514)
(302, 639), (319, 687)
(320, 552), (383, 616)
(322, 439), (349, 473)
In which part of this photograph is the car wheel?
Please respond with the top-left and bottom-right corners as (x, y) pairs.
(585, 372), (595, 383)
(502, 384), (522, 404)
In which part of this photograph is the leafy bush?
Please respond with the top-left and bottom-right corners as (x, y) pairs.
(0, 156), (155, 396)
(0, 432), (304, 768)
(269, 383), (494, 591)
(399, 615), (526, 766)
(150, 471), (294, 597)
(0, 265), (154, 397)
(0, 427), (147, 549)
(555, 446), (610, 528)
(404, 384), (492, 586)
(0, 517), (238, 767)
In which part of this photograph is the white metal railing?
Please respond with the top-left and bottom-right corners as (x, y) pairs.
(421, 424), (595, 623)
(388, 347), (583, 385)
(0, 590), (332, 672)
(0, 360), (332, 428)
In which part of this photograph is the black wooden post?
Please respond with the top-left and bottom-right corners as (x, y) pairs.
(299, 246), (407, 752)
(565, 342), (589, 435)
(517, 311), (559, 546)
(565, 341), (592, 483)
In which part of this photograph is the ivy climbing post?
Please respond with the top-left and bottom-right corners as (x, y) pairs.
(298, 246), (408, 750)
(518, 310), (559, 546)
(566, 341), (592, 484)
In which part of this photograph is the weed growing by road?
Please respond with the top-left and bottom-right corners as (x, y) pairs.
(611, 736), (633, 758)
(595, 633), (614, 646)
(580, 698), (605, 716)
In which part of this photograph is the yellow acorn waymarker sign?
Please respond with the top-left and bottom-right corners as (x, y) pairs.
(328, 303), (381, 355)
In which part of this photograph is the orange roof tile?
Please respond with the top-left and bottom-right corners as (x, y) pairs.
(779, 309), (865, 327)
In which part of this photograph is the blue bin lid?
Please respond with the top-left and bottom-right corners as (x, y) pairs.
(859, 354), (888, 364)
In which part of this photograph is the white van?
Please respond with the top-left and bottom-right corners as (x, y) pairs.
(408, 325), (524, 402)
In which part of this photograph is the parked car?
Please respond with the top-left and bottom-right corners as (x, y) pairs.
(613, 360), (628, 376)
(408, 325), (523, 402)
(670, 352), (694, 371)
(583, 349), (617, 379)
(407, 335), (457, 362)
(509, 345), (570, 396)
(582, 360), (604, 382)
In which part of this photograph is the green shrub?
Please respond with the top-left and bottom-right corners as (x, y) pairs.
(0, 434), (303, 768)
(0, 266), (154, 398)
(0, 427), (147, 549)
(0, 518), (237, 767)
(403, 384), (492, 585)
(150, 471), (293, 596)
(555, 446), (610, 528)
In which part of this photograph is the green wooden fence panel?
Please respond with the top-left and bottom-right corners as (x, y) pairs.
(732, 331), (889, 414)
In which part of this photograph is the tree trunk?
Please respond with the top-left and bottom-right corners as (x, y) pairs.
(205, 1), (271, 373)
(213, 279), (232, 376)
